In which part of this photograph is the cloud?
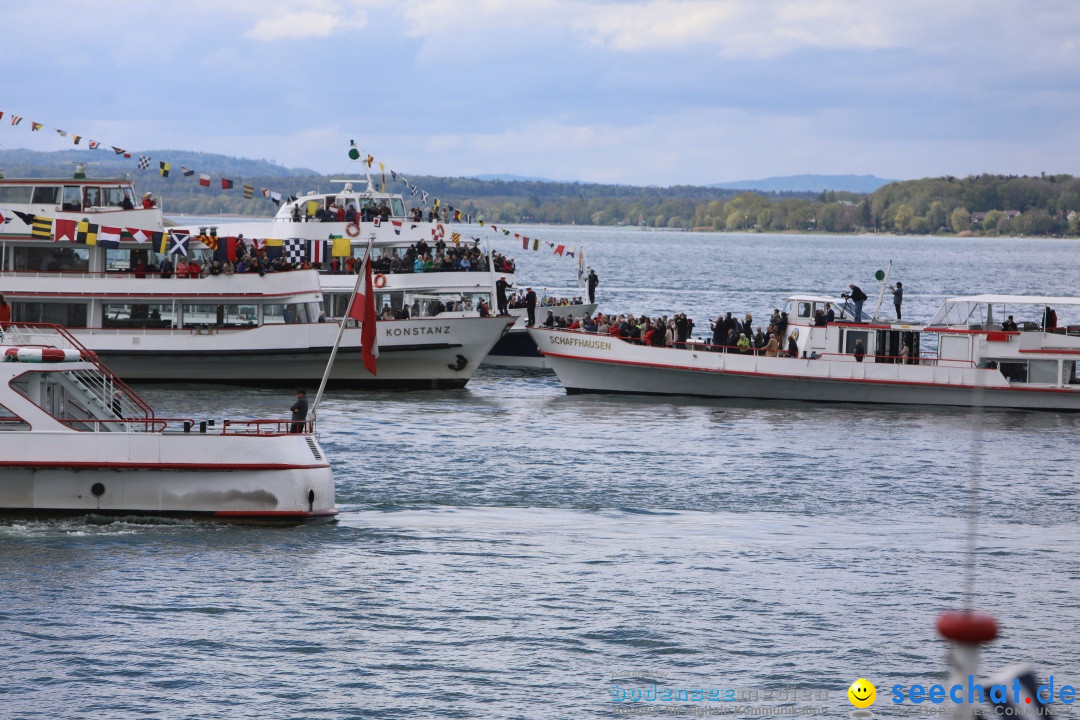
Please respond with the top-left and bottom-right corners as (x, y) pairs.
(241, 1), (378, 40)
(246, 10), (363, 40)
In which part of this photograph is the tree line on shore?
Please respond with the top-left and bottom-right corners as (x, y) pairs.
(3, 150), (1077, 236)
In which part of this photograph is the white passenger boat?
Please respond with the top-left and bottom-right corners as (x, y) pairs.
(209, 174), (592, 369)
(0, 175), (513, 387)
(528, 294), (1080, 410)
(0, 324), (336, 522)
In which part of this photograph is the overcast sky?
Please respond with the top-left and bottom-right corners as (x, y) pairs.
(0, 0), (1077, 186)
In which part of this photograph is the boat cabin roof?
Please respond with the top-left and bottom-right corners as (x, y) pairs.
(930, 295), (1080, 326)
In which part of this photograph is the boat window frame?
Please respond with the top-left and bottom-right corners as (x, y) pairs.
(31, 185), (60, 205)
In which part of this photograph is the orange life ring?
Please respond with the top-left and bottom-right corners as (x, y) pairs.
(345, 222), (360, 237)
(436, 223), (445, 239)
(373, 273), (387, 288)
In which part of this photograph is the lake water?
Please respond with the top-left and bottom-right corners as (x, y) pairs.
(2, 230), (1078, 719)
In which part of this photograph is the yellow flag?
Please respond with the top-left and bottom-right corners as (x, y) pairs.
(332, 237), (352, 257)
(451, 233), (460, 244)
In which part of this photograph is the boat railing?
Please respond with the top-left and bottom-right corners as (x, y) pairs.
(0, 322), (156, 420)
(54, 417), (311, 435)
(222, 419), (314, 435)
(58, 417), (181, 433)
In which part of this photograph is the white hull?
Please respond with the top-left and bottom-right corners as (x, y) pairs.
(529, 327), (1080, 410)
(481, 303), (597, 369)
(0, 432), (335, 520)
(63, 316), (512, 387)
(0, 329), (337, 523)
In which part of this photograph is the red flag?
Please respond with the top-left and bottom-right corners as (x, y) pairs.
(199, 173), (211, 187)
(522, 235), (528, 250)
(554, 244), (565, 256)
(226, 236), (238, 262)
(348, 252), (379, 375)
(221, 178), (234, 190)
(54, 218), (77, 243)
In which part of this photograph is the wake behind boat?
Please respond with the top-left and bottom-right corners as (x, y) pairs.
(529, 293), (1080, 410)
(0, 324), (336, 522)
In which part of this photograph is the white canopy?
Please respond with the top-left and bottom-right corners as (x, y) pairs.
(929, 295), (1080, 326)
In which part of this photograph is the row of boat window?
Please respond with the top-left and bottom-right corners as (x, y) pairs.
(6, 291), (492, 329)
(0, 184), (138, 210)
(8, 301), (322, 329)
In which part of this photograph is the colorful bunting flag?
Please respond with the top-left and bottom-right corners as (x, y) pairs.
(138, 155), (150, 170)
(221, 178), (234, 190)
(283, 238), (306, 263)
(331, 236), (351, 257)
(11, 115), (21, 126)
(31, 122), (42, 131)
(167, 230), (190, 256)
(391, 219), (402, 235)
(112, 147), (126, 155)
(181, 167), (194, 177)
(76, 220), (99, 246)
(73, 135), (81, 145)
(31, 215), (52, 240)
(89, 140), (100, 149)
(243, 184), (254, 199)
(199, 173), (210, 187)
(126, 227), (151, 244)
(98, 226), (121, 249)
(54, 218), (77, 243)
(159, 161), (170, 177)
(11, 210), (35, 226)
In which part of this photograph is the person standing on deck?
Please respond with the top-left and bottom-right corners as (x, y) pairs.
(587, 269), (599, 304)
(495, 276), (512, 315)
(848, 284), (868, 322)
(889, 281), (903, 319)
(525, 288), (537, 326)
(290, 390), (308, 434)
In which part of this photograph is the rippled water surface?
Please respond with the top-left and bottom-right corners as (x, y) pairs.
(2, 231), (1079, 719)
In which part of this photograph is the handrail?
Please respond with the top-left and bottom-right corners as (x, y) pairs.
(0, 322), (155, 419)
(222, 419), (315, 435)
(56, 417), (311, 434)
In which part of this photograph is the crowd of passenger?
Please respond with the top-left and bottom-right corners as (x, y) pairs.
(295, 199), (393, 223)
(291, 199), (465, 226)
(136, 252), (316, 279)
(508, 293), (585, 309)
(540, 307), (802, 356)
(360, 239), (515, 276)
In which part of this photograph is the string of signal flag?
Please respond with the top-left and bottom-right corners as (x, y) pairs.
(0, 112), (584, 266)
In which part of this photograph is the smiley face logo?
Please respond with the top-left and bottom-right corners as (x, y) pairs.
(848, 678), (876, 708)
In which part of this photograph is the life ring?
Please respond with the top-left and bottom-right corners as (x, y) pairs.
(345, 222), (360, 237)
(373, 273), (387, 288)
(436, 223), (445, 239)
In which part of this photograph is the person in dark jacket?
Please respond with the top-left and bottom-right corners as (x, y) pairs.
(848, 284), (868, 322)
(889, 281), (903, 319)
(525, 288), (537, 326)
(495, 277), (512, 315)
(290, 389), (308, 433)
